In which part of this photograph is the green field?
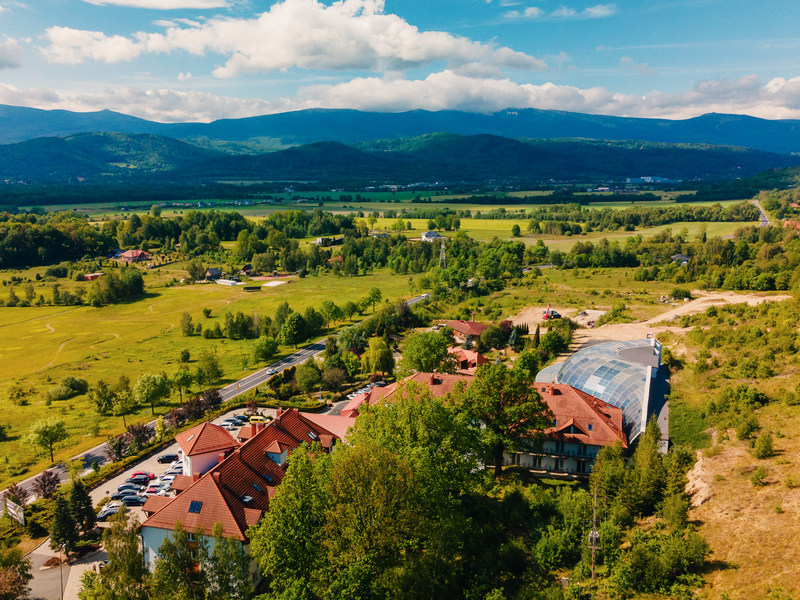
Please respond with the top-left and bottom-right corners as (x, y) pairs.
(0, 267), (411, 487)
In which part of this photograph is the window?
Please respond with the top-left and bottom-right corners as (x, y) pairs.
(242, 495), (253, 503)
(188, 500), (203, 514)
(263, 473), (273, 483)
(587, 423), (593, 431)
(253, 483), (262, 493)
(308, 431), (318, 440)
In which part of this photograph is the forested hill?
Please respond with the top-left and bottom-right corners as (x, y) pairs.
(2, 131), (797, 185)
(4, 105), (800, 154)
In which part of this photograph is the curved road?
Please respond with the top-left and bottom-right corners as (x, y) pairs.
(5, 293), (430, 502)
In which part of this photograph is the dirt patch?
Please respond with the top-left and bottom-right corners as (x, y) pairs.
(42, 556), (65, 569)
(510, 306), (577, 330)
(685, 454), (713, 507)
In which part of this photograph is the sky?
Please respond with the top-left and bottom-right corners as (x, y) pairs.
(0, 0), (799, 123)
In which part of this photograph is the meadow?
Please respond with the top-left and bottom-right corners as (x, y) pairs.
(0, 266), (411, 487)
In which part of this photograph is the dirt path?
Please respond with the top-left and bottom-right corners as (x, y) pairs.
(37, 338), (74, 371)
(511, 291), (793, 348)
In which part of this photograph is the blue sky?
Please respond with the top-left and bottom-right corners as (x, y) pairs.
(0, 0), (798, 122)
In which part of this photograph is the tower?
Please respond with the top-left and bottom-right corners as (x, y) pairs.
(439, 240), (446, 269)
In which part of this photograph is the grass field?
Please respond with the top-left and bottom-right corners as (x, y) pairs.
(0, 267), (411, 487)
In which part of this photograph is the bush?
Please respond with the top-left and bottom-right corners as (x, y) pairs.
(752, 432), (774, 459)
(750, 466), (767, 487)
(671, 288), (692, 300)
(179, 349), (190, 363)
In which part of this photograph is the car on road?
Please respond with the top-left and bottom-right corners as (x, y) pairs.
(130, 471), (155, 480)
(265, 368), (276, 376)
(121, 495), (147, 507)
(157, 454), (179, 464)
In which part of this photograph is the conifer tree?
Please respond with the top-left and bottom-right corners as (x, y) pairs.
(69, 480), (96, 533)
(50, 495), (79, 554)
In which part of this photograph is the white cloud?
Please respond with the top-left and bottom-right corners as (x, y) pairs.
(177, 71), (192, 80)
(507, 3), (615, 20)
(619, 56), (653, 76)
(0, 36), (23, 69)
(2, 73), (800, 123)
(41, 0), (547, 75)
(41, 27), (142, 64)
(82, 0), (229, 8)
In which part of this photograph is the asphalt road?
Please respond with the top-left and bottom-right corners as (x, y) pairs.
(7, 293), (430, 503)
(753, 199), (770, 227)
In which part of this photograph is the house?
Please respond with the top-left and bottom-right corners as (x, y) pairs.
(671, 254), (690, 266)
(445, 320), (490, 343)
(421, 230), (443, 242)
(83, 272), (104, 281)
(205, 267), (223, 280)
(447, 346), (489, 374)
(119, 249), (151, 263)
(341, 371), (474, 418)
(504, 383), (628, 477)
(141, 409), (355, 575)
(239, 264), (253, 276)
(175, 422), (240, 478)
(328, 255), (343, 264)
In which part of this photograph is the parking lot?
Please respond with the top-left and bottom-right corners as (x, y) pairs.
(90, 407), (276, 524)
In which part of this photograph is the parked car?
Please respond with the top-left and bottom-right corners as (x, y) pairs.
(110, 490), (139, 501)
(130, 471), (155, 480)
(117, 483), (144, 493)
(121, 495), (147, 507)
(165, 466), (183, 475)
(157, 454), (179, 464)
(250, 415), (267, 423)
(97, 505), (120, 521)
(233, 414), (250, 423)
(126, 475), (150, 486)
(158, 474), (176, 482)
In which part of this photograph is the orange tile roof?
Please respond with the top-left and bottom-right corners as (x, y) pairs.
(537, 383), (628, 448)
(142, 409), (344, 541)
(175, 422), (239, 457)
(445, 320), (489, 337)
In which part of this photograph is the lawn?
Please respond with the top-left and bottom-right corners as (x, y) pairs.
(0, 267), (412, 487)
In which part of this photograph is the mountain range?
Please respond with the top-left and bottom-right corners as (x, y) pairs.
(2, 131), (799, 186)
(3, 105), (800, 155)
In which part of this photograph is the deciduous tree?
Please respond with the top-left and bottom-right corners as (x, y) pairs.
(28, 417), (68, 463)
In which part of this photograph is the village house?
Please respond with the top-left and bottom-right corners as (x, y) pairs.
(140, 409), (355, 576)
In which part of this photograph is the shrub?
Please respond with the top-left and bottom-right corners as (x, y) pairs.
(750, 466), (767, 487)
(783, 474), (799, 489)
(179, 349), (190, 363)
(671, 288), (692, 300)
(752, 432), (774, 459)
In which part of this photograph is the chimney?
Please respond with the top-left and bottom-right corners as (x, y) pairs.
(218, 452), (225, 464)
(192, 472), (200, 482)
(471, 311), (475, 322)
(212, 472), (221, 485)
(250, 423), (257, 437)
(276, 408), (283, 418)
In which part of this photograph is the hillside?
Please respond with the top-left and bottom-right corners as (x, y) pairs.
(0, 132), (221, 182)
(4, 105), (800, 154)
(2, 131), (798, 185)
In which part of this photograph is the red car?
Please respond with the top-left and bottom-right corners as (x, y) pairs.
(130, 471), (155, 480)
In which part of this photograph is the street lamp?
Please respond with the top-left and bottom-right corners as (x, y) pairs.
(59, 543), (66, 600)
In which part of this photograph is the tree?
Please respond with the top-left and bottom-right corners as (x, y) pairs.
(514, 349), (539, 379)
(90, 380), (116, 415)
(753, 431), (774, 458)
(2, 484), (29, 506)
(322, 368), (347, 391)
(0, 546), (32, 600)
(28, 417), (68, 463)
(367, 286), (382, 312)
(457, 363), (552, 476)
(69, 479), (96, 533)
(296, 359), (322, 394)
(481, 325), (507, 350)
(343, 300), (359, 320)
(180, 312), (194, 336)
(206, 522), (254, 600)
(197, 352), (223, 385)
(511, 224), (521, 237)
(185, 260), (205, 282)
(32, 470), (61, 500)
(250, 445), (329, 599)
(400, 331), (450, 373)
(253, 336), (279, 364)
(280, 312), (307, 348)
(133, 373), (170, 416)
(173, 367), (194, 404)
(150, 522), (207, 600)
(50, 495), (79, 554)
(360, 337), (394, 376)
(79, 507), (149, 600)
(112, 377), (137, 429)
(320, 300), (343, 328)
(533, 324), (540, 347)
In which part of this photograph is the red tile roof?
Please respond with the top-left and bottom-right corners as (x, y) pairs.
(445, 320), (489, 337)
(119, 249), (151, 262)
(537, 383), (628, 448)
(175, 422), (239, 457)
(447, 346), (489, 373)
(170, 474), (195, 493)
(142, 495), (172, 516)
(142, 409), (345, 541)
